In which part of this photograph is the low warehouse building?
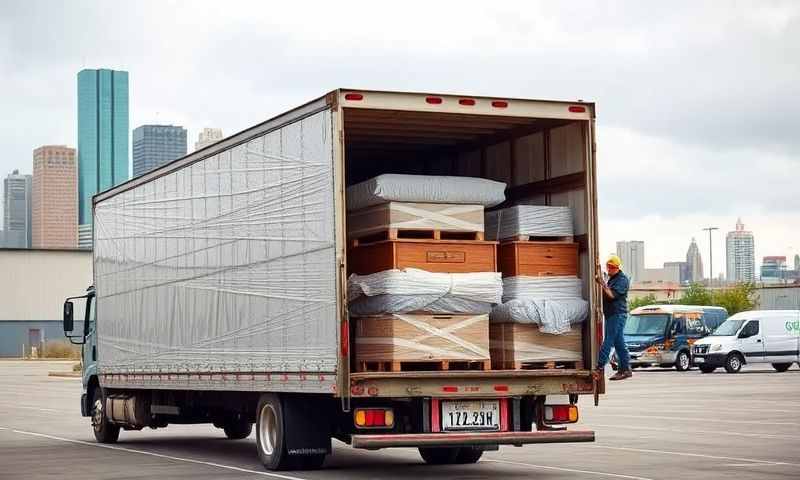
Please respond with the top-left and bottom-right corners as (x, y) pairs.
(0, 248), (91, 357)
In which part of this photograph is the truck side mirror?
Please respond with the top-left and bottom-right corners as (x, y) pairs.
(63, 301), (74, 333)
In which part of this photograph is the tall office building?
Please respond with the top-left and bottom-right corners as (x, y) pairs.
(32, 146), (78, 249)
(77, 68), (129, 248)
(760, 256), (787, 284)
(616, 240), (645, 282)
(664, 261), (690, 284)
(3, 170), (33, 248)
(685, 237), (704, 282)
(132, 125), (187, 177)
(194, 127), (224, 151)
(725, 218), (755, 283)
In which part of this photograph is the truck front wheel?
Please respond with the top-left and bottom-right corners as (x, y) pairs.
(256, 394), (291, 470)
(91, 386), (120, 444)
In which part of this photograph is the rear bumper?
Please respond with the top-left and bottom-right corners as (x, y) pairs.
(351, 430), (595, 449)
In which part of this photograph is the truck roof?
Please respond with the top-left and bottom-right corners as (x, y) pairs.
(631, 304), (725, 315)
(93, 89), (595, 205)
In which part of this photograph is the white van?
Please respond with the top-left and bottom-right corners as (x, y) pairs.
(692, 310), (800, 373)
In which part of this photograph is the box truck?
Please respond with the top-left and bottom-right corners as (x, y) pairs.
(63, 89), (602, 470)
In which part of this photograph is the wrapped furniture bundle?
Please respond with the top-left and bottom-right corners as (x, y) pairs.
(485, 205), (573, 240)
(346, 174), (507, 211)
(348, 268), (502, 315)
(491, 276), (588, 334)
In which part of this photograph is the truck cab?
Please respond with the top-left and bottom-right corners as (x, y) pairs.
(619, 305), (728, 371)
(62, 287), (100, 419)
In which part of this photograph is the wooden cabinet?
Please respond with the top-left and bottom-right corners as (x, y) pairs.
(348, 239), (497, 275)
(498, 241), (578, 277)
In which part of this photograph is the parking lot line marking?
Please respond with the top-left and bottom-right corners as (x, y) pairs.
(483, 459), (654, 479)
(5, 427), (309, 480)
(589, 423), (800, 441)
(723, 463), (790, 467)
(592, 413), (800, 426)
(589, 445), (797, 467)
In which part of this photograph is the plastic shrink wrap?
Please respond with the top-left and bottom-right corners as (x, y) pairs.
(346, 174), (507, 211)
(347, 268), (502, 315)
(485, 205), (573, 240)
(94, 110), (339, 375)
(491, 276), (588, 334)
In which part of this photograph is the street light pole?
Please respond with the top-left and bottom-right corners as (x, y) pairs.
(702, 227), (719, 287)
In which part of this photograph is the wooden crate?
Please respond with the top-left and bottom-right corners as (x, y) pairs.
(347, 202), (484, 241)
(355, 314), (491, 371)
(490, 323), (583, 369)
(498, 241), (578, 277)
(347, 238), (497, 275)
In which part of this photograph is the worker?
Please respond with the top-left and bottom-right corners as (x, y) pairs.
(595, 254), (632, 381)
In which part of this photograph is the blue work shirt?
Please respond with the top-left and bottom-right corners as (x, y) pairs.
(603, 270), (630, 317)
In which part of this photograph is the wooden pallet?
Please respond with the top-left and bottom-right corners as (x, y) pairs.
(358, 359), (492, 373)
(351, 228), (484, 247)
(493, 360), (584, 370)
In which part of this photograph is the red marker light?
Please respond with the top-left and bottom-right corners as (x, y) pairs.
(345, 93), (364, 101)
(491, 100), (508, 108)
(459, 99), (476, 106)
(442, 386), (458, 393)
(493, 385), (509, 392)
(425, 96), (443, 104)
(569, 105), (586, 113)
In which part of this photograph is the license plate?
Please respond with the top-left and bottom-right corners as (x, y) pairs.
(441, 400), (500, 431)
(694, 356), (704, 363)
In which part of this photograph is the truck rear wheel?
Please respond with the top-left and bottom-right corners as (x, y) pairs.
(455, 447), (484, 463)
(256, 394), (292, 470)
(223, 419), (253, 440)
(419, 447), (460, 464)
(91, 386), (120, 444)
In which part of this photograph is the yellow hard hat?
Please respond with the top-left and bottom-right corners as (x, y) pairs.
(606, 254), (622, 268)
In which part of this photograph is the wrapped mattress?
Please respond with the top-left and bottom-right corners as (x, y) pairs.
(485, 205), (573, 240)
(491, 276), (588, 334)
(348, 268), (502, 315)
(347, 174), (507, 211)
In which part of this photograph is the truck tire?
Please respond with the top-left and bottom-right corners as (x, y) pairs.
(294, 454), (326, 470)
(256, 394), (292, 470)
(772, 363), (792, 372)
(675, 351), (691, 371)
(724, 353), (743, 373)
(419, 447), (460, 464)
(223, 419), (253, 440)
(91, 386), (120, 444)
(455, 447), (484, 464)
(699, 365), (716, 374)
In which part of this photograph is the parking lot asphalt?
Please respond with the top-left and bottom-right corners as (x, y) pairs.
(0, 360), (798, 480)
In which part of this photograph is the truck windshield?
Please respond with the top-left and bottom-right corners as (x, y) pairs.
(709, 319), (745, 336)
(624, 314), (669, 335)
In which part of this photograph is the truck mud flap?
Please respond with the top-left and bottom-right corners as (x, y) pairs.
(351, 430), (595, 449)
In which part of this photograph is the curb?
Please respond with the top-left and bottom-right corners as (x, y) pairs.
(48, 371), (82, 378)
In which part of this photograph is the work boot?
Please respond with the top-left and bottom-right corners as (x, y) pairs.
(610, 369), (632, 381)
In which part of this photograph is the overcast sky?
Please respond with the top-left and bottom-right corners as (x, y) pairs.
(1, 0), (798, 276)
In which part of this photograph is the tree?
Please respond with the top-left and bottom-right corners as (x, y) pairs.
(712, 283), (758, 316)
(629, 293), (658, 310)
(680, 282), (712, 305)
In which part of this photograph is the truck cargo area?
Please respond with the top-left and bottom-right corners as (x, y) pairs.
(341, 96), (598, 380)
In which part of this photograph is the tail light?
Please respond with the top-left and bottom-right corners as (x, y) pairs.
(544, 405), (578, 424)
(354, 408), (395, 428)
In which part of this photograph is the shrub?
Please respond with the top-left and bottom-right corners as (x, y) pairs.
(43, 340), (81, 359)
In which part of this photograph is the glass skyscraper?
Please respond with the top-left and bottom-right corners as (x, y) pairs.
(132, 125), (187, 177)
(77, 69), (129, 248)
